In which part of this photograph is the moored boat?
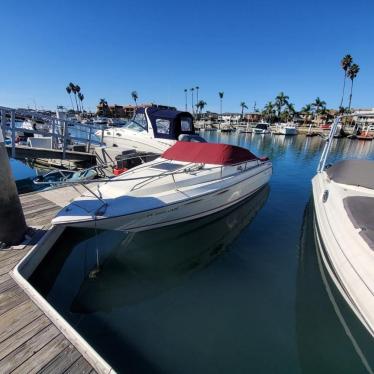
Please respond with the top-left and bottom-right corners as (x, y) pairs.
(312, 117), (374, 337)
(52, 141), (272, 231)
(97, 106), (205, 154)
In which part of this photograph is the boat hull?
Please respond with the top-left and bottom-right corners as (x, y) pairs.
(312, 173), (374, 337)
(57, 163), (272, 232)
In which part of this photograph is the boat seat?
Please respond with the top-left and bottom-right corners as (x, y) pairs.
(326, 160), (374, 190)
(343, 196), (374, 250)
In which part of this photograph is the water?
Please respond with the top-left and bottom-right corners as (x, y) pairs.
(26, 133), (374, 373)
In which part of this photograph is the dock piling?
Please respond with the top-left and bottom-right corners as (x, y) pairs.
(0, 130), (27, 246)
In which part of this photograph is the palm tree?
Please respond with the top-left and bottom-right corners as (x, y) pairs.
(262, 101), (276, 123)
(69, 82), (79, 112)
(78, 93), (85, 113)
(240, 101), (248, 120)
(131, 90), (138, 106)
(196, 86), (200, 103)
(218, 92), (224, 128)
(98, 98), (109, 116)
(75, 85), (82, 112)
(312, 97), (326, 126)
(301, 104), (312, 125)
(339, 54), (353, 108)
(284, 103), (296, 122)
(275, 92), (289, 123)
(184, 89), (188, 111)
(190, 88), (195, 114)
(65, 86), (74, 111)
(347, 63), (360, 111)
(196, 100), (207, 114)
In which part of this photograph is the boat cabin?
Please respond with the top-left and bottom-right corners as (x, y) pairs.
(125, 106), (196, 140)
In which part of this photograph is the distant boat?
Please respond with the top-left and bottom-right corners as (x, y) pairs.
(273, 123), (298, 135)
(97, 106), (205, 154)
(253, 122), (270, 134)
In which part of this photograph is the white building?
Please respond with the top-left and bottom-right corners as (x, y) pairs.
(352, 109), (374, 126)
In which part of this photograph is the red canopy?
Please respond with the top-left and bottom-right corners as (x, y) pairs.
(162, 142), (258, 165)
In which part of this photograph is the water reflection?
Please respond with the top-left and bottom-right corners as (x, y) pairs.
(32, 185), (269, 315)
(296, 202), (374, 374)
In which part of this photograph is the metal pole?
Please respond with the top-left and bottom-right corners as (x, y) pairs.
(11, 110), (15, 158)
(63, 120), (67, 160)
(0, 110), (6, 140)
(51, 119), (56, 149)
(87, 126), (92, 153)
(100, 125), (104, 146)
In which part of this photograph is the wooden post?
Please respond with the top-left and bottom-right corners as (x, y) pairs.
(11, 110), (16, 158)
(0, 130), (27, 246)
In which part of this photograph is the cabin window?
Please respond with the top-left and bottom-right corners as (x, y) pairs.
(116, 133), (122, 136)
(124, 113), (147, 132)
(106, 131), (111, 135)
(181, 117), (192, 132)
(156, 119), (171, 134)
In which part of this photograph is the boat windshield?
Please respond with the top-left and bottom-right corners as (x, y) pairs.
(123, 113), (147, 132)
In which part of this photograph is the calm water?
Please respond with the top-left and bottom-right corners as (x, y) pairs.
(24, 133), (374, 373)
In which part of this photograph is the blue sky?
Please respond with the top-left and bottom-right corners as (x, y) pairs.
(0, 0), (373, 113)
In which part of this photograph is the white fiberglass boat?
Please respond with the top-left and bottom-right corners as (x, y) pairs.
(274, 123), (298, 135)
(52, 141), (272, 231)
(312, 117), (374, 337)
(97, 106), (205, 154)
(253, 122), (270, 134)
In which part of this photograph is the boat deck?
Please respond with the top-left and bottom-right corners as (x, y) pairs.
(0, 192), (96, 373)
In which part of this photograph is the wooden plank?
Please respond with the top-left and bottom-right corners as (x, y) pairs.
(24, 205), (61, 220)
(0, 315), (51, 361)
(0, 287), (29, 316)
(11, 334), (69, 374)
(0, 249), (25, 263)
(0, 257), (23, 276)
(0, 273), (11, 285)
(0, 278), (16, 293)
(0, 300), (42, 343)
(64, 356), (94, 374)
(23, 202), (57, 216)
(38, 344), (81, 374)
(0, 324), (60, 372)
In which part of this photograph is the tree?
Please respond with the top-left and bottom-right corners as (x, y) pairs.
(339, 54), (353, 108)
(195, 86), (200, 105)
(184, 89), (188, 111)
(75, 85), (81, 112)
(262, 101), (276, 123)
(347, 63), (360, 111)
(131, 90), (138, 106)
(69, 82), (79, 112)
(312, 97), (327, 126)
(65, 86), (75, 111)
(301, 104), (312, 124)
(218, 92), (224, 127)
(78, 93), (85, 113)
(190, 88), (195, 114)
(240, 101), (248, 120)
(275, 92), (289, 122)
(196, 100), (207, 114)
(97, 98), (109, 116)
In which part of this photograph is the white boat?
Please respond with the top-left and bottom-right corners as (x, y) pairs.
(312, 117), (374, 337)
(52, 141), (272, 231)
(253, 122), (270, 134)
(274, 123), (298, 135)
(97, 106), (205, 154)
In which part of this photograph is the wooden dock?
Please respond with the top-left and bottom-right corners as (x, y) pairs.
(0, 192), (96, 373)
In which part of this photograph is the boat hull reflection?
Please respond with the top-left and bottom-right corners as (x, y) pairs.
(296, 202), (374, 374)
